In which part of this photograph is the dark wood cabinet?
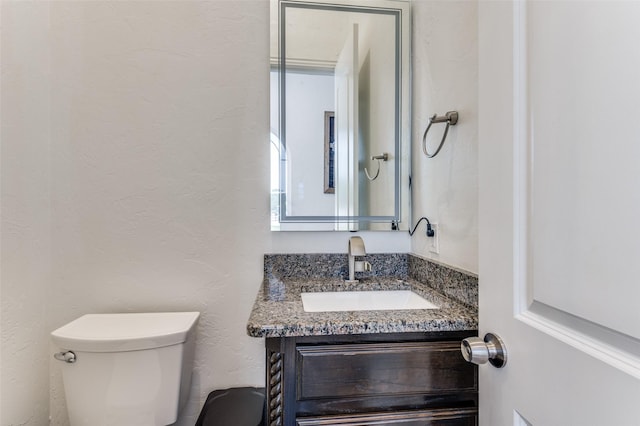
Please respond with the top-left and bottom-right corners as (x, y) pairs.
(296, 408), (477, 425)
(265, 332), (478, 426)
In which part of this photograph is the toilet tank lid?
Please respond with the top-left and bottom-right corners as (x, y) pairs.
(51, 312), (200, 353)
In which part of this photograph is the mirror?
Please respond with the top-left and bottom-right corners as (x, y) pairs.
(270, 0), (410, 231)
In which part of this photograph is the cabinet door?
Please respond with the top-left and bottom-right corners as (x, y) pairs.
(296, 408), (477, 426)
(296, 341), (477, 400)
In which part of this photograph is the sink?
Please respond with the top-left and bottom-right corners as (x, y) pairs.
(300, 290), (439, 312)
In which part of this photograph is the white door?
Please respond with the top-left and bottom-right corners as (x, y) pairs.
(335, 23), (359, 230)
(478, 1), (640, 425)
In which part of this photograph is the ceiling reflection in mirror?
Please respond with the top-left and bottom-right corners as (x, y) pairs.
(270, 0), (410, 231)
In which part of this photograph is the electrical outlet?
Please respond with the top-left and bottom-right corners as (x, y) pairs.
(428, 223), (439, 254)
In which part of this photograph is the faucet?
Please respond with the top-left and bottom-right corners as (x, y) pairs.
(346, 236), (371, 283)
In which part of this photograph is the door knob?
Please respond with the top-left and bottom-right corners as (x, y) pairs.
(461, 333), (507, 368)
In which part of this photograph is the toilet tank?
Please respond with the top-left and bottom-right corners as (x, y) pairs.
(51, 312), (200, 426)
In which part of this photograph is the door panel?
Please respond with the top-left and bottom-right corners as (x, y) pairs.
(479, 1), (640, 425)
(335, 24), (359, 229)
(526, 1), (640, 339)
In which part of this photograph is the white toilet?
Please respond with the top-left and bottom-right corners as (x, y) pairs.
(51, 312), (200, 426)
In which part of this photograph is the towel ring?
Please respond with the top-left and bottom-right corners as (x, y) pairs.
(364, 153), (388, 181)
(422, 111), (459, 158)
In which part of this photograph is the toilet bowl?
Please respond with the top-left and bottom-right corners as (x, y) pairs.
(51, 312), (200, 426)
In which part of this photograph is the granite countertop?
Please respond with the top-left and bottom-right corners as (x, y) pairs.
(246, 276), (478, 338)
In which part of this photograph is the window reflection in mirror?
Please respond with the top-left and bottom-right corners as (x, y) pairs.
(270, 0), (410, 231)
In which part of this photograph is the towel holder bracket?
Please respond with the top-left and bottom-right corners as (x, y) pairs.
(422, 111), (459, 158)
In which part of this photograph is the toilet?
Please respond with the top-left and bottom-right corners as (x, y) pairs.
(51, 312), (200, 426)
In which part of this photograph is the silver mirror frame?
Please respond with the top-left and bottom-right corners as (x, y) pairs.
(272, 0), (411, 231)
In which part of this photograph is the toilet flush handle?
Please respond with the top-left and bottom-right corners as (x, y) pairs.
(54, 350), (76, 364)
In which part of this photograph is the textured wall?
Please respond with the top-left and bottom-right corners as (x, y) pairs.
(1, 2), (52, 425)
(46, 2), (270, 425)
(410, 0), (479, 274)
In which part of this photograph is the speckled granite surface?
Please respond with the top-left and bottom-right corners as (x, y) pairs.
(264, 253), (409, 279)
(408, 255), (478, 308)
(247, 254), (478, 338)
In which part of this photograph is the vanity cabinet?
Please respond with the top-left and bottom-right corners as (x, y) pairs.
(265, 331), (478, 426)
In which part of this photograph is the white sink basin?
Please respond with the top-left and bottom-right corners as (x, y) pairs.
(300, 290), (439, 312)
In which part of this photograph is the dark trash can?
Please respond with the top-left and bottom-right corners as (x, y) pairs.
(195, 387), (265, 426)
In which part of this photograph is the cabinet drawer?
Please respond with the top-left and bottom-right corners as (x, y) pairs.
(296, 407), (478, 425)
(296, 341), (477, 400)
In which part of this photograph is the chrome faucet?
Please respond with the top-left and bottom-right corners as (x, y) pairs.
(346, 236), (371, 283)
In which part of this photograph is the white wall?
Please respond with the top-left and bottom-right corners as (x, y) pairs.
(1, 2), (52, 424)
(1, 1), (473, 425)
(410, 0), (478, 274)
(358, 14), (397, 225)
(279, 71), (335, 220)
(45, 2), (271, 424)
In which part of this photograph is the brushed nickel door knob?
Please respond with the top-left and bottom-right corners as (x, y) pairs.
(461, 333), (507, 368)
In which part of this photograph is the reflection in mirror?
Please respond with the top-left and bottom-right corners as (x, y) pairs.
(270, 0), (410, 231)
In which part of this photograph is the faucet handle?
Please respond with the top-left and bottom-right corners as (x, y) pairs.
(353, 261), (372, 273)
